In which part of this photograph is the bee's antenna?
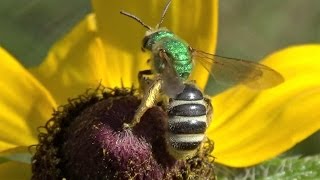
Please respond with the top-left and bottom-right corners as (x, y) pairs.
(157, 0), (172, 28)
(120, 11), (152, 30)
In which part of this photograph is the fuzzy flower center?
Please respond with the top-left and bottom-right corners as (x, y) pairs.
(31, 86), (215, 179)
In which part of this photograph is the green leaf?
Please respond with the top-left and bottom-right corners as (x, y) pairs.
(217, 154), (320, 180)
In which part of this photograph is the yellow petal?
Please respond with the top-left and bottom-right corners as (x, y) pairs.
(207, 44), (320, 167)
(30, 14), (114, 105)
(0, 162), (31, 179)
(0, 48), (56, 152)
(92, 0), (218, 90)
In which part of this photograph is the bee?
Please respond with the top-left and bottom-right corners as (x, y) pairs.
(121, 0), (284, 128)
(166, 82), (213, 159)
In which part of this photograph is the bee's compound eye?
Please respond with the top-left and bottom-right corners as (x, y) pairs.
(142, 35), (150, 49)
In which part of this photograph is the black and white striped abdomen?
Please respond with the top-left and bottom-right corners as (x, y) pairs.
(167, 83), (208, 159)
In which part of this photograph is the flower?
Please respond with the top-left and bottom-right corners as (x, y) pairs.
(0, 0), (319, 179)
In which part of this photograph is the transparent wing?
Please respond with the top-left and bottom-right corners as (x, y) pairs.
(192, 50), (284, 89)
(159, 51), (185, 97)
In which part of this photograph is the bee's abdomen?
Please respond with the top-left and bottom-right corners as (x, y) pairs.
(168, 115), (207, 151)
(167, 106), (207, 156)
(169, 116), (207, 134)
(169, 104), (206, 116)
(174, 83), (203, 101)
(169, 134), (205, 151)
(166, 83), (208, 159)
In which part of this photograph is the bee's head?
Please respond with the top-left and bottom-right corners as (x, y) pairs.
(120, 0), (172, 51)
(142, 28), (171, 50)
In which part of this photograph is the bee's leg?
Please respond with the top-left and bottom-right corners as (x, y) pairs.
(138, 69), (152, 78)
(198, 135), (215, 158)
(204, 96), (213, 127)
(138, 70), (153, 93)
(123, 76), (162, 129)
(198, 96), (214, 157)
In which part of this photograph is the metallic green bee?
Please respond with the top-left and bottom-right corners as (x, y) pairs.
(121, 0), (284, 128)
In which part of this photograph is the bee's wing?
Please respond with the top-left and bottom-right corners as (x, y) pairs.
(160, 51), (185, 97)
(192, 49), (284, 89)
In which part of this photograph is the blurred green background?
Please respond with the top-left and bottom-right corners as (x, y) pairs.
(0, 0), (90, 66)
(1, 0), (319, 162)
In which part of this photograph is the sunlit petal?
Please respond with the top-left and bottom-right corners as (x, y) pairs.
(207, 44), (320, 167)
(0, 48), (56, 152)
(30, 14), (119, 105)
(92, 0), (218, 90)
(0, 161), (31, 179)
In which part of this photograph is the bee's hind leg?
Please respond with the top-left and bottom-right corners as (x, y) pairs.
(204, 96), (213, 125)
(197, 136), (215, 158)
(123, 71), (162, 129)
(197, 96), (214, 157)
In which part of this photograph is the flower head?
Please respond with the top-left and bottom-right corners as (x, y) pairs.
(31, 87), (215, 179)
(0, 0), (319, 179)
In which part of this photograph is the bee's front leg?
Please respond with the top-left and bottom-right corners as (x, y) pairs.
(138, 69), (154, 94)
